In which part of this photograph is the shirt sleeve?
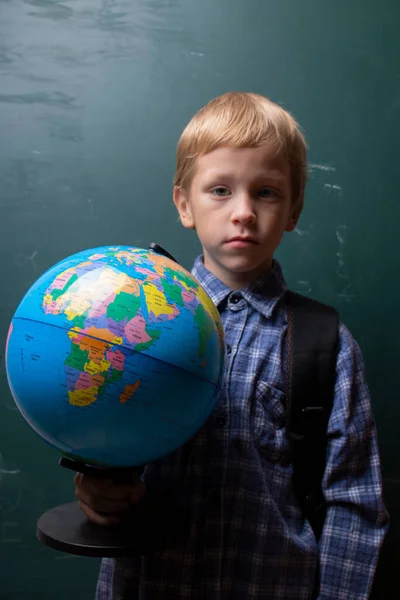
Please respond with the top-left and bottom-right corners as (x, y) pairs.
(318, 323), (389, 600)
(96, 558), (115, 600)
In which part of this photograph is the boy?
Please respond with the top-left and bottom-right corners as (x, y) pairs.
(75, 92), (388, 599)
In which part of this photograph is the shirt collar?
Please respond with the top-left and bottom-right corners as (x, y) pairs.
(191, 255), (287, 319)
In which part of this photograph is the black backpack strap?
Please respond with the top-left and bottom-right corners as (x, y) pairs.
(286, 291), (339, 539)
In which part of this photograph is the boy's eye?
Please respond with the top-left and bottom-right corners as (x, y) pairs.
(258, 187), (275, 198)
(211, 186), (230, 197)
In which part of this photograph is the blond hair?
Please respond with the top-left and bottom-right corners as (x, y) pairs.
(174, 92), (307, 212)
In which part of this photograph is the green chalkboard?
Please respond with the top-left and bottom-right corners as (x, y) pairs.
(1, 1), (399, 598)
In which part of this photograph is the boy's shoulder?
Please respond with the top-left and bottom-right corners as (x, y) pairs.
(337, 321), (364, 364)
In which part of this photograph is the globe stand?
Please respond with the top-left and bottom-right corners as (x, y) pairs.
(34, 243), (200, 557)
(36, 457), (182, 557)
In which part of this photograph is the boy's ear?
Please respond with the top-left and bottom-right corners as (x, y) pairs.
(285, 204), (301, 232)
(173, 186), (195, 229)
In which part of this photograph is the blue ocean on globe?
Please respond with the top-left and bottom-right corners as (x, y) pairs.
(6, 246), (225, 467)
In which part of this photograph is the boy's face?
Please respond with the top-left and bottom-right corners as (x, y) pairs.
(174, 145), (299, 290)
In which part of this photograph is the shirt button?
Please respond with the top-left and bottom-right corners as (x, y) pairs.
(216, 416), (226, 427)
(230, 293), (241, 304)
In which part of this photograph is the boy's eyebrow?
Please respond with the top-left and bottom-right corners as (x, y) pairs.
(202, 170), (287, 184)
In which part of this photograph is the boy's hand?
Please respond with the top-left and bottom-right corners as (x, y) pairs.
(74, 472), (146, 526)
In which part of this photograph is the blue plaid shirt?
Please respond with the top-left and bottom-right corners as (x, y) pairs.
(96, 257), (388, 600)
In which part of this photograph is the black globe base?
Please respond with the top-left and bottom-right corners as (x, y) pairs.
(36, 498), (173, 557)
(36, 456), (185, 557)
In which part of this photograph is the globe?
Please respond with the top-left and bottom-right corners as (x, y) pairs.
(5, 246), (225, 468)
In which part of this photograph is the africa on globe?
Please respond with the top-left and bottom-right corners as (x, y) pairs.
(5, 246), (225, 468)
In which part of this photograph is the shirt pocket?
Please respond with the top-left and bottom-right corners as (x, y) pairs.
(252, 380), (291, 467)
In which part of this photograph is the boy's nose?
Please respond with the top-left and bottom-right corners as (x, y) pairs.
(232, 195), (257, 225)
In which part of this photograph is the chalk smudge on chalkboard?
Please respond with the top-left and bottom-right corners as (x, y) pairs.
(296, 281), (312, 294)
(0, 521), (21, 545)
(309, 163), (336, 172)
(336, 225), (347, 279)
(336, 228), (346, 245)
(324, 183), (343, 195)
(13, 250), (38, 270)
(338, 283), (355, 301)
(0, 454), (20, 481)
(294, 223), (313, 236)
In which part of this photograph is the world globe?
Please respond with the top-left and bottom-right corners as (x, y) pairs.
(5, 246), (225, 468)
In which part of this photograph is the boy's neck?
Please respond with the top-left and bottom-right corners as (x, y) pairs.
(202, 255), (274, 291)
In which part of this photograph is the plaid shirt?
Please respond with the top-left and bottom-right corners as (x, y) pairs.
(96, 257), (388, 600)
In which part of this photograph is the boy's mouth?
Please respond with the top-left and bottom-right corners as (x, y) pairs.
(225, 236), (258, 248)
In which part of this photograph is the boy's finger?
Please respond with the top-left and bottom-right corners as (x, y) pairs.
(78, 499), (120, 527)
(75, 485), (131, 514)
(74, 473), (146, 507)
(75, 474), (134, 501)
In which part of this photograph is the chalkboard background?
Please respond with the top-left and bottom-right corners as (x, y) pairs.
(0, 1), (399, 598)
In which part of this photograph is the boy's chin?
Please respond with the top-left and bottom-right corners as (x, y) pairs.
(225, 257), (273, 275)
(216, 259), (273, 288)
